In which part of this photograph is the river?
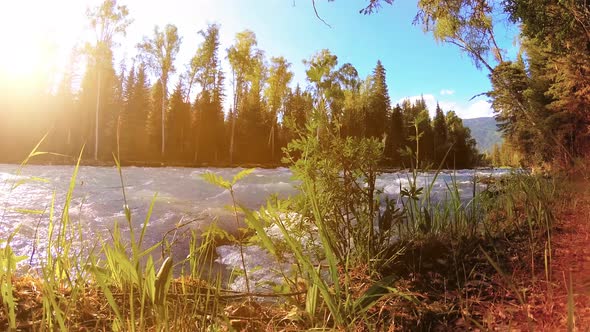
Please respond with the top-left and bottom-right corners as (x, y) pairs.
(0, 164), (512, 290)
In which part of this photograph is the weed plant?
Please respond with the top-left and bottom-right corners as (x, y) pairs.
(0, 114), (560, 330)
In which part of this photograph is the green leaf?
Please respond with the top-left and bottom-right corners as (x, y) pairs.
(138, 242), (161, 259)
(138, 193), (157, 250)
(144, 256), (156, 303)
(241, 205), (276, 256)
(11, 208), (45, 215)
(155, 257), (173, 306)
(232, 168), (255, 184)
(202, 172), (231, 189)
(305, 267), (320, 319)
(354, 274), (399, 313)
(90, 266), (123, 324)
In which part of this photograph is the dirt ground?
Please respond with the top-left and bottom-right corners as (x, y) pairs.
(483, 182), (590, 331)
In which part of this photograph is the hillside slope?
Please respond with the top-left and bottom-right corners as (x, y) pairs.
(463, 117), (502, 153)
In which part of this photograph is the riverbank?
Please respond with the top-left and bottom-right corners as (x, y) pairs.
(10, 157), (286, 170)
(0, 170), (573, 330)
(479, 177), (590, 330)
(1, 151), (496, 171)
(4, 158), (501, 173)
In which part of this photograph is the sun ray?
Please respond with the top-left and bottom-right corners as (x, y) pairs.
(0, 0), (89, 86)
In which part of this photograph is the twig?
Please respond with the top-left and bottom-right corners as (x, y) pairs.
(469, 92), (488, 101)
(312, 0), (332, 27)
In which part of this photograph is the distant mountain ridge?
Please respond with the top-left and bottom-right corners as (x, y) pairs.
(462, 117), (502, 153)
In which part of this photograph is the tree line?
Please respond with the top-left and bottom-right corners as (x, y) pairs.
(347, 0), (590, 170)
(0, 0), (482, 168)
(488, 142), (521, 168)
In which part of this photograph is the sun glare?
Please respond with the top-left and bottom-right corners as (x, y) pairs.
(0, 0), (88, 87)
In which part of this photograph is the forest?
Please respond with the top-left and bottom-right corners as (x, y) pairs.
(0, 7), (481, 168)
(1, 0), (590, 330)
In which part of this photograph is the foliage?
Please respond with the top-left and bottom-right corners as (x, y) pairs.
(488, 141), (522, 167)
(0, 232), (26, 330)
(189, 24), (226, 163)
(1, 1), (585, 329)
(0, 1), (484, 169)
(85, 0), (132, 161)
(137, 24), (181, 157)
(333, 0), (589, 169)
(202, 168), (255, 294)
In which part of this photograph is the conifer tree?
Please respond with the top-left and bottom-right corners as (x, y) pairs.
(282, 85), (312, 143)
(138, 24), (181, 158)
(385, 104), (405, 166)
(146, 80), (163, 159)
(366, 60), (390, 139)
(166, 82), (191, 160)
(51, 48), (80, 157)
(432, 102), (449, 164)
(118, 64), (136, 157)
(129, 63), (151, 159)
(417, 109), (434, 164)
(189, 24), (225, 163)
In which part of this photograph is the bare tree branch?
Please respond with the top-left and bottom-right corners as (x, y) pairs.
(312, 0), (332, 27)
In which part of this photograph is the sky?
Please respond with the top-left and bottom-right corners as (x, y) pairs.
(0, 0), (519, 119)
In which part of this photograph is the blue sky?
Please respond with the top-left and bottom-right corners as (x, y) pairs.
(0, 0), (519, 118)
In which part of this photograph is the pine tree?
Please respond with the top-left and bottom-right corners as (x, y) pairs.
(385, 104), (405, 166)
(147, 80), (163, 160)
(188, 24), (225, 163)
(366, 60), (390, 139)
(166, 82), (191, 160)
(131, 63), (152, 160)
(236, 87), (268, 163)
(432, 102), (449, 165)
(51, 48), (80, 157)
(118, 64), (136, 158)
(417, 109), (434, 165)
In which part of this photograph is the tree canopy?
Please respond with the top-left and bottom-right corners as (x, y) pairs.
(0, 0), (485, 169)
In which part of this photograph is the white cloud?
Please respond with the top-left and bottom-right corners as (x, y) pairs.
(462, 100), (494, 119)
(395, 95), (494, 119)
(440, 89), (455, 96)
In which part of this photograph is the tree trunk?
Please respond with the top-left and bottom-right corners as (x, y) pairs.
(229, 71), (238, 164)
(94, 70), (102, 161)
(161, 80), (166, 157)
(268, 120), (275, 162)
(230, 108), (236, 164)
(194, 110), (201, 163)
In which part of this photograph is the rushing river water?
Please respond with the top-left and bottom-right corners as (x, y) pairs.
(0, 164), (512, 290)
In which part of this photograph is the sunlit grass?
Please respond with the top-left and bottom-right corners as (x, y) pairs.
(0, 133), (566, 330)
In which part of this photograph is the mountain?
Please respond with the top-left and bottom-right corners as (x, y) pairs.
(462, 117), (502, 153)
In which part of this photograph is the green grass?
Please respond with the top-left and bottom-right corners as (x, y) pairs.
(0, 126), (564, 330)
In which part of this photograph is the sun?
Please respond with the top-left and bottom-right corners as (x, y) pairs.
(0, 40), (48, 81)
(0, 3), (47, 80)
(0, 0), (88, 87)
